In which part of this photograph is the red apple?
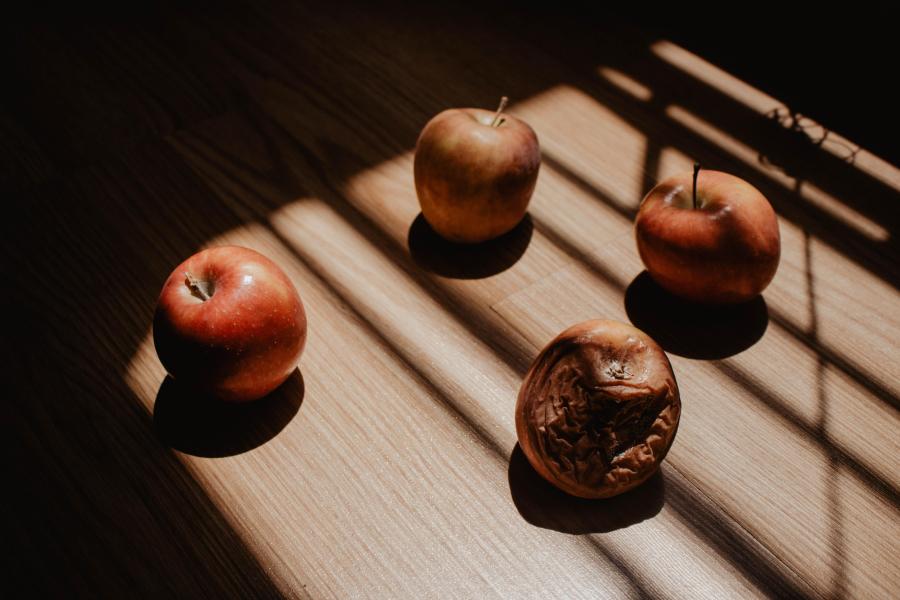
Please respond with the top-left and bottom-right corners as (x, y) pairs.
(414, 96), (541, 243)
(635, 165), (780, 304)
(153, 246), (307, 402)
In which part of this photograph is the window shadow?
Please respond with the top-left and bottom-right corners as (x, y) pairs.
(662, 465), (817, 598)
(624, 271), (769, 359)
(576, 49), (900, 289)
(512, 13), (898, 289)
(154, 369), (304, 458)
(542, 127), (896, 411)
(407, 213), (533, 279)
(507, 444), (665, 534)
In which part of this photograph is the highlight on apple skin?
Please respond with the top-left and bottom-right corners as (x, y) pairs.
(414, 96), (541, 244)
(635, 167), (780, 305)
(153, 246), (307, 402)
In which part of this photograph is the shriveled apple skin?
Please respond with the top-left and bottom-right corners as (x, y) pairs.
(635, 170), (780, 304)
(154, 246), (307, 402)
(414, 107), (540, 243)
(516, 319), (680, 499)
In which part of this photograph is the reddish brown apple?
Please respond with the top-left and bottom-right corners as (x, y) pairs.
(516, 319), (680, 499)
(153, 246), (307, 402)
(635, 165), (780, 304)
(414, 96), (541, 243)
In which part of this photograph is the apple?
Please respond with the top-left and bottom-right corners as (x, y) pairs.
(516, 319), (680, 499)
(635, 164), (780, 304)
(153, 246), (307, 402)
(414, 96), (541, 243)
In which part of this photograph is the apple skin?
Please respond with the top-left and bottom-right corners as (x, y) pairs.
(153, 246), (307, 402)
(635, 169), (780, 304)
(414, 106), (540, 243)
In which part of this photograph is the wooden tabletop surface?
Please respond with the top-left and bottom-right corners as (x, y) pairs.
(5, 2), (899, 598)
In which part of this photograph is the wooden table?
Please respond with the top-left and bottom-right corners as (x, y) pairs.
(5, 2), (899, 598)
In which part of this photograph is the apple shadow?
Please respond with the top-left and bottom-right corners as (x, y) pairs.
(625, 271), (769, 360)
(153, 369), (304, 458)
(407, 213), (533, 279)
(507, 444), (665, 534)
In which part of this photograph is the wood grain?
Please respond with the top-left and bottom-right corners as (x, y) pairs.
(4, 1), (898, 598)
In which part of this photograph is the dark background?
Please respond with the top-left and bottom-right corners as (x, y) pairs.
(5, 2), (896, 164)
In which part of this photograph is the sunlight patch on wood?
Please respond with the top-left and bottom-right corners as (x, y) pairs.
(598, 66), (653, 102)
(269, 197), (522, 453)
(657, 146), (695, 179)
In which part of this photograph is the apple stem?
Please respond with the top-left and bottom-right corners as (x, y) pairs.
(692, 162), (701, 210)
(490, 96), (509, 127)
(184, 271), (211, 301)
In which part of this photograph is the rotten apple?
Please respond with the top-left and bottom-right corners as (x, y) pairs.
(516, 319), (680, 499)
(153, 246), (307, 402)
(414, 96), (541, 243)
(635, 164), (780, 304)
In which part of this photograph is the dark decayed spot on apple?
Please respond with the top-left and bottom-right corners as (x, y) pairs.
(507, 444), (665, 535)
(153, 369), (304, 458)
(624, 271), (769, 360)
(407, 212), (533, 279)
